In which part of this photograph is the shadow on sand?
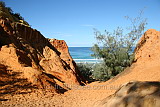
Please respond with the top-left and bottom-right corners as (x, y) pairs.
(0, 64), (38, 101)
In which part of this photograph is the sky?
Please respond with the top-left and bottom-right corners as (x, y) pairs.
(2, 0), (160, 47)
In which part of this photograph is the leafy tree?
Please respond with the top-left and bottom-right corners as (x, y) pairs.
(91, 11), (147, 81)
(91, 63), (109, 81)
(77, 63), (94, 82)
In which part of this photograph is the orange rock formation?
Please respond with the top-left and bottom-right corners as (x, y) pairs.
(0, 17), (85, 93)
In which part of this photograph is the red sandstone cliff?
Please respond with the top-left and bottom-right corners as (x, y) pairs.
(0, 17), (85, 93)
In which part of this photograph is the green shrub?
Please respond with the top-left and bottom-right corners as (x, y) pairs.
(91, 63), (109, 81)
(91, 11), (147, 81)
(77, 63), (94, 82)
(0, 1), (29, 26)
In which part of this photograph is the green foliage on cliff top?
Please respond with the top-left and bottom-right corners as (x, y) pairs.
(0, 1), (29, 26)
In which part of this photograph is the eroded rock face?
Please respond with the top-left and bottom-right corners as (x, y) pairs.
(134, 29), (160, 65)
(94, 81), (160, 107)
(0, 17), (85, 93)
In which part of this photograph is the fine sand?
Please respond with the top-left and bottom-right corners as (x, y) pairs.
(1, 62), (160, 107)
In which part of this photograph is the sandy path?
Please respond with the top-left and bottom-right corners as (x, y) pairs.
(0, 81), (118, 107)
(1, 62), (160, 107)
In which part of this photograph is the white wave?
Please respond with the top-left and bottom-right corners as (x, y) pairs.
(76, 61), (101, 64)
(73, 59), (103, 61)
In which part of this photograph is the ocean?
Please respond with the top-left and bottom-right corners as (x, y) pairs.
(69, 47), (135, 63)
(69, 47), (101, 63)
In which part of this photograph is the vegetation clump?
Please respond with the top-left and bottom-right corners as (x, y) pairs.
(91, 11), (147, 81)
(0, 1), (29, 26)
(78, 11), (147, 82)
(77, 63), (94, 82)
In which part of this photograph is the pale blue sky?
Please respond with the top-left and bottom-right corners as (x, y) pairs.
(2, 0), (160, 47)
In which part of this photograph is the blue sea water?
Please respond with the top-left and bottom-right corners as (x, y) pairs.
(69, 47), (101, 63)
(69, 47), (135, 63)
